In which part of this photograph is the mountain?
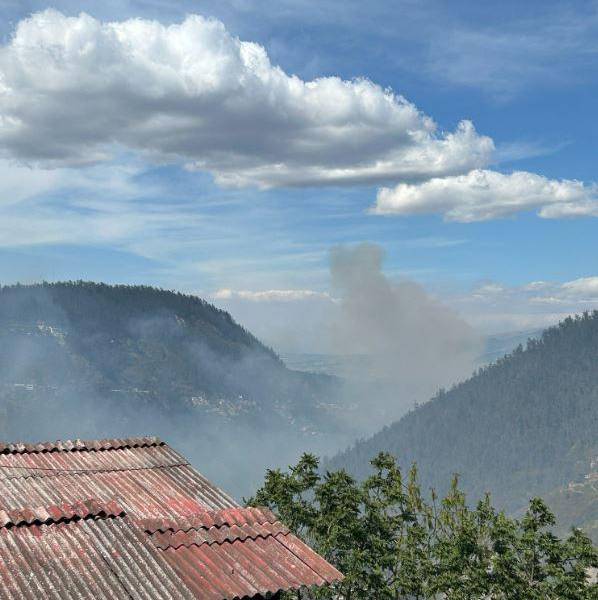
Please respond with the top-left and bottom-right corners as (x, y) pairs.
(329, 312), (598, 540)
(0, 281), (350, 497)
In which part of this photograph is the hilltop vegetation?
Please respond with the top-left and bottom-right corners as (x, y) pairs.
(331, 312), (598, 540)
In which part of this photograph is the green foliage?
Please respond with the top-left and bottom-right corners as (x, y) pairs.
(249, 453), (598, 599)
(331, 311), (598, 541)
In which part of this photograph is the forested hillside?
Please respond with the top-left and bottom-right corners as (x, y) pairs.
(330, 312), (598, 539)
(0, 282), (349, 496)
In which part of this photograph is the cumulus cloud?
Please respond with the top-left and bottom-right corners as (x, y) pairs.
(0, 10), (493, 187)
(374, 169), (598, 222)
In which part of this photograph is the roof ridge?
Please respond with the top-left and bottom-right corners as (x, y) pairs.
(0, 498), (125, 529)
(0, 436), (164, 454)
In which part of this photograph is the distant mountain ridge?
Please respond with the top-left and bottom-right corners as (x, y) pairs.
(0, 281), (348, 497)
(329, 312), (598, 540)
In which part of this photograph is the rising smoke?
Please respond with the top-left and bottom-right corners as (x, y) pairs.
(213, 243), (483, 436)
(328, 243), (481, 430)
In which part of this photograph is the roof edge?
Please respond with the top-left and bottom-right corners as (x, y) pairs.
(0, 436), (164, 454)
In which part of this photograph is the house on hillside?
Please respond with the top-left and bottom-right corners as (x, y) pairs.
(0, 437), (342, 599)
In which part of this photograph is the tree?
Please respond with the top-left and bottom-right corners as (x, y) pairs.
(248, 452), (598, 599)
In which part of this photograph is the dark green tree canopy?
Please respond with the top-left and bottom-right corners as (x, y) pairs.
(249, 452), (598, 599)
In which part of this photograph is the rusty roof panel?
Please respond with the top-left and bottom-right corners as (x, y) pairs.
(0, 441), (187, 475)
(0, 514), (195, 600)
(275, 532), (343, 584)
(146, 507), (343, 599)
(81, 516), (196, 600)
(0, 498), (124, 528)
(0, 469), (234, 518)
(150, 521), (290, 550)
(0, 438), (342, 599)
(140, 506), (278, 534)
(158, 534), (341, 600)
(0, 443), (237, 515)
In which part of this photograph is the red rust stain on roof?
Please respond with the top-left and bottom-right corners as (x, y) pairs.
(0, 437), (342, 599)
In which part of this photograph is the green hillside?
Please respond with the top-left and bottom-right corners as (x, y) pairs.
(330, 312), (598, 539)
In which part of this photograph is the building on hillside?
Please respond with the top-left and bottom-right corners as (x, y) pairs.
(0, 437), (342, 599)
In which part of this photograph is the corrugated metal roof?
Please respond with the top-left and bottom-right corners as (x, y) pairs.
(146, 508), (342, 600)
(0, 437), (342, 599)
(140, 506), (280, 534)
(0, 498), (124, 528)
(0, 503), (195, 600)
(0, 438), (237, 515)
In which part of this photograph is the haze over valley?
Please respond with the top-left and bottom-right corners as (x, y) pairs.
(2, 279), (596, 547)
(0, 3), (598, 594)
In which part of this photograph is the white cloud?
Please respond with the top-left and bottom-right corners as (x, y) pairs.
(0, 10), (493, 188)
(456, 276), (598, 334)
(0, 197), (201, 250)
(213, 288), (333, 302)
(374, 169), (598, 222)
(472, 283), (506, 297)
(472, 277), (598, 304)
(0, 160), (66, 206)
(0, 157), (206, 251)
(522, 281), (551, 292)
(561, 277), (598, 299)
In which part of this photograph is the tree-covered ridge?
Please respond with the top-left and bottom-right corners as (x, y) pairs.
(330, 311), (598, 538)
(0, 281), (298, 416)
(0, 281), (278, 361)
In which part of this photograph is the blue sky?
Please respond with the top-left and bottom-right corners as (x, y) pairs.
(0, 1), (597, 349)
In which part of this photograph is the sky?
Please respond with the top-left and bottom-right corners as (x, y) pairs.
(0, 1), (597, 351)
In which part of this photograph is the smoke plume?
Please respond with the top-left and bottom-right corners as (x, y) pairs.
(329, 243), (481, 428)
